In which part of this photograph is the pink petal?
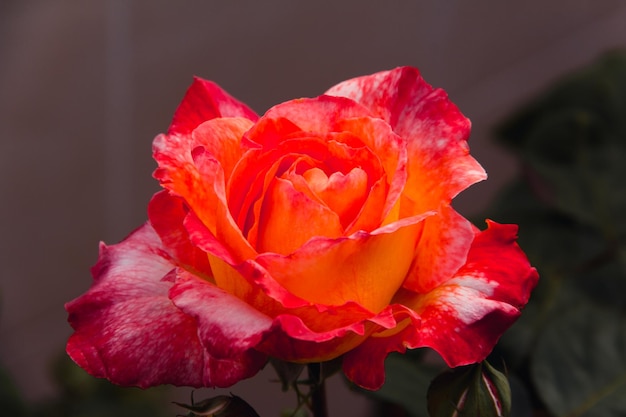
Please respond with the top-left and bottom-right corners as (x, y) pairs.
(326, 66), (486, 214)
(257, 302), (407, 363)
(147, 190), (213, 277)
(462, 220), (539, 308)
(258, 95), (373, 136)
(168, 76), (258, 135)
(258, 314), (373, 363)
(396, 221), (539, 367)
(169, 270), (271, 360)
(65, 224), (265, 388)
(153, 117), (254, 234)
(403, 204), (474, 293)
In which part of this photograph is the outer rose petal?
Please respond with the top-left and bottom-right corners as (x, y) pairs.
(153, 117), (255, 234)
(344, 221), (538, 389)
(147, 190), (212, 277)
(169, 271), (271, 360)
(409, 221), (538, 366)
(168, 76), (258, 135)
(404, 204), (475, 293)
(342, 319), (419, 390)
(65, 225), (266, 388)
(325, 66), (487, 212)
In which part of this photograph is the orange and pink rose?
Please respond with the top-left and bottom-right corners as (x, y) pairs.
(66, 67), (537, 390)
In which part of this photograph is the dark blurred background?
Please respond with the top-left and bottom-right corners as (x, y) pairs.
(1, 1), (625, 416)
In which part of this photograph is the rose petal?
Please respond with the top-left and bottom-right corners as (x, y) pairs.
(153, 118), (254, 234)
(168, 76), (258, 135)
(147, 190), (213, 277)
(343, 222), (537, 389)
(258, 95), (373, 135)
(342, 319), (419, 390)
(191, 118), (255, 179)
(461, 220), (539, 308)
(403, 204), (475, 293)
(257, 301), (409, 363)
(258, 314), (373, 363)
(302, 166), (368, 227)
(241, 116), (303, 149)
(169, 270), (272, 360)
(396, 221), (538, 367)
(256, 217), (427, 312)
(65, 224), (265, 388)
(334, 117), (407, 219)
(326, 66), (486, 214)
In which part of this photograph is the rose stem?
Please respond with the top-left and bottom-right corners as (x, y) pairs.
(308, 363), (329, 417)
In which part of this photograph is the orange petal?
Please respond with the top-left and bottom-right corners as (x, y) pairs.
(191, 118), (254, 179)
(302, 167), (368, 228)
(256, 217), (427, 312)
(153, 117), (253, 234)
(255, 177), (343, 254)
(336, 117), (408, 224)
(326, 67), (486, 216)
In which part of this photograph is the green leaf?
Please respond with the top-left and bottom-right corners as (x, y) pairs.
(523, 110), (626, 235)
(531, 303), (626, 417)
(494, 51), (626, 238)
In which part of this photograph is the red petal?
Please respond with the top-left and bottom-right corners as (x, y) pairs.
(169, 271), (271, 360)
(168, 77), (258, 135)
(463, 220), (539, 308)
(257, 301), (408, 363)
(396, 221), (539, 367)
(65, 225), (265, 388)
(147, 190), (212, 276)
(403, 205), (474, 293)
(326, 67), (486, 214)
(258, 95), (372, 135)
(342, 318), (419, 390)
(153, 117), (254, 234)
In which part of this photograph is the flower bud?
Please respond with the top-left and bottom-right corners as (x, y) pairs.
(427, 361), (511, 417)
(173, 393), (260, 417)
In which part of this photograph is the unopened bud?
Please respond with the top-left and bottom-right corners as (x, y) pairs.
(427, 361), (511, 417)
(173, 393), (260, 417)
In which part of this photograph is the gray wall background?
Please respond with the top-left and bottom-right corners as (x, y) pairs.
(1, 1), (625, 415)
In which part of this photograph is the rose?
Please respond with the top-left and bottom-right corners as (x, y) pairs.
(66, 67), (538, 390)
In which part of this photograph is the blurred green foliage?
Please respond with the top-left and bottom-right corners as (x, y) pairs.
(368, 51), (626, 417)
